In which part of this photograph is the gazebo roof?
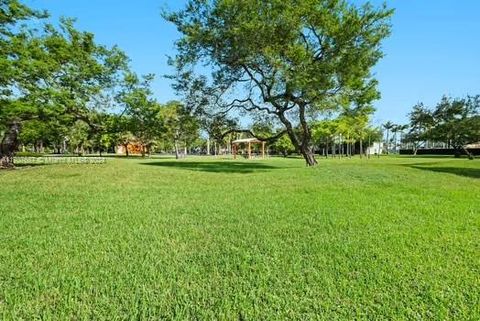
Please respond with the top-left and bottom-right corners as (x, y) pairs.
(232, 138), (262, 144)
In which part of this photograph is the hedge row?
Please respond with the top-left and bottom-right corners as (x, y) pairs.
(399, 148), (480, 156)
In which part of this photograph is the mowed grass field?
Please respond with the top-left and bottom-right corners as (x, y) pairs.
(0, 156), (479, 320)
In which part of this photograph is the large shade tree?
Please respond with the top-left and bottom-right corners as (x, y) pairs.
(1, 0), (127, 167)
(165, 0), (393, 166)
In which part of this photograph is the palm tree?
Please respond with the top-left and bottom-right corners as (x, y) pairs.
(382, 121), (395, 154)
(396, 124), (409, 152)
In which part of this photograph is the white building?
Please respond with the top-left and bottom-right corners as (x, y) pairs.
(366, 142), (384, 155)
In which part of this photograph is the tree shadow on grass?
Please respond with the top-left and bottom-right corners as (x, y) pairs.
(141, 160), (283, 173)
(13, 163), (51, 169)
(403, 163), (480, 179)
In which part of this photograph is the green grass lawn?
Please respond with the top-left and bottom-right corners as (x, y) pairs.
(1, 156), (479, 320)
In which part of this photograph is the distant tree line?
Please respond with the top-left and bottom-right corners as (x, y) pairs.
(244, 111), (383, 159)
(383, 96), (480, 159)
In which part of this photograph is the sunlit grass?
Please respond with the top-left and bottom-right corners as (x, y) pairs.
(1, 156), (479, 320)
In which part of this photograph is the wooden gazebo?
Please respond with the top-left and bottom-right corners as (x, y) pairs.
(232, 138), (266, 160)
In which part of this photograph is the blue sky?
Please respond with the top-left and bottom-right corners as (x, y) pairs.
(25, 0), (480, 125)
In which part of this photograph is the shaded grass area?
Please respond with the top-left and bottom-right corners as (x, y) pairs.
(141, 160), (288, 173)
(0, 157), (479, 320)
(402, 162), (480, 179)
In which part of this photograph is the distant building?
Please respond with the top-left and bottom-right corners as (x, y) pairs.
(466, 142), (480, 149)
(366, 142), (383, 155)
(116, 143), (144, 155)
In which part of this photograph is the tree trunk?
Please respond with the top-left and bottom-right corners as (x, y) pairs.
(283, 129), (317, 166)
(124, 143), (129, 157)
(463, 147), (474, 160)
(0, 121), (21, 168)
(277, 108), (317, 166)
(367, 136), (371, 159)
(174, 140), (179, 159)
(285, 131), (317, 166)
(453, 146), (462, 158)
(300, 145), (317, 166)
(385, 130), (389, 154)
(359, 139), (363, 159)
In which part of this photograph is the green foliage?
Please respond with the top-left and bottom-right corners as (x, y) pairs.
(159, 101), (200, 154)
(364, 126), (383, 144)
(311, 119), (339, 144)
(311, 112), (378, 154)
(203, 114), (238, 144)
(0, 0), (47, 89)
(271, 133), (295, 156)
(429, 96), (480, 153)
(403, 103), (434, 152)
(1, 157), (479, 319)
(117, 73), (163, 153)
(68, 120), (90, 154)
(2, 17), (127, 123)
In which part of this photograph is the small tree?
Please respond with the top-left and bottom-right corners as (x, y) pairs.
(202, 115), (239, 156)
(403, 103), (434, 155)
(159, 101), (199, 159)
(312, 120), (338, 158)
(118, 73), (162, 157)
(364, 126), (383, 157)
(272, 134), (296, 157)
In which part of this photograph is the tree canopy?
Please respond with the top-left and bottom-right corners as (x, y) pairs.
(0, 0), (129, 166)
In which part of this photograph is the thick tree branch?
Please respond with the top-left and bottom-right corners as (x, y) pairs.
(220, 128), (287, 143)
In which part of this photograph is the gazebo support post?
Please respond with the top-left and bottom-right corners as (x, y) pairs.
(248, 142), (251, 159)
(262, 142), (265, 159)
